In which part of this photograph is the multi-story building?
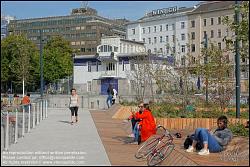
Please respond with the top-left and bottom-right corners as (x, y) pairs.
(1, 15), (15, 40)
(188, 1), (249, 96)
(127, 1), (249, 97)
(126, 6), (195, 66)
(74, 36), (146, 94)
(8, 7), (128, 56)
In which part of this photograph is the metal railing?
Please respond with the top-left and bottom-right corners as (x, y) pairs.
(1, 98), (48, 151)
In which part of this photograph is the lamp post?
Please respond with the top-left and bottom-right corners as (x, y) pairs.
(203, 33), (208, 104)
(235, 1), (240, 118)
(39, 29), (44, 97)
(72, 53), (76, 89)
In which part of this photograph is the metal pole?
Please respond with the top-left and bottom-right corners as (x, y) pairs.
(5, 111), (9, 150)
(22, 107), (25, 137)
(28, 105), (31, 132)
(204, 33), (209, 104)
(235, 1), (241, 118)
(40, 29), (44, 98)
(37, 102), (40, 125)
(14, 108), (18, 143)
(32, 103), (36, 128)
(45, 100), (48, 118)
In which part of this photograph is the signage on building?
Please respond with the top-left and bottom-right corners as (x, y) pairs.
(150, 6), (178, 16)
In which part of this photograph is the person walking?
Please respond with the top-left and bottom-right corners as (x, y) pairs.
(106, 84), (113, 108)
(69, 88), (79, 125)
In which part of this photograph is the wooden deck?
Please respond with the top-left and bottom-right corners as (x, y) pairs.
(90, 105), (249, 166)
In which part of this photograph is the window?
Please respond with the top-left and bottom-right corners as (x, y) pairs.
(181, 34), (185, 41)
(154, 37), (157, 43)
(203, 31), (207, 38)
(148, 27), (151, 33)
(143, 38), (145, 43)
(172, 24), (175, 30)
(191, 32), (195, 40)
(159, 48), (163, 53)
(130, 61), (135, 71)
(218, 42), (221, 50)
(166, 24), (168, 31)
(87, 62), (91, 72)
(132, 29), (135, 35)
(181, 45), (185, 53)
(211, 18), (214, 25)
(81, 48), (85, 52)
(87, 81), (92, 92)
(122, 60), (125, 71)
(160, 36), (163, 43)
(148, 38), (151, 44)
(154, 26), (157, 32)
(211, 30), (214, 38)
(191, 44), (195, 52)
(191, 20), (195, 28)
(203, 19), (206, 26)
(172, 47), (175, 53)
(160, 25), (162, 31)
(71, 41), (76, 45)
(218, 17), (221, 24)
(172, 35), (175, 42)
(181, 22), (185, 29)
(154, 48), (157, 53)
(107, 62), (115, 71)
(166, 47), (169, 54)
(181, 57), (185, 66)
(218, 29), (221, 38)
(166, 36), (169, 42)
(142, 28), (145, 34)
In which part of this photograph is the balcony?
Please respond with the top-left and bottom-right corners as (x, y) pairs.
(99, 70), (117, 78)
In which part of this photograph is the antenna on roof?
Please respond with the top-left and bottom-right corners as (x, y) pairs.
(81, 1), (89, 10)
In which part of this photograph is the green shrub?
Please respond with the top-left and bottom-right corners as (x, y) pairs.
(228, 122), (249, 137)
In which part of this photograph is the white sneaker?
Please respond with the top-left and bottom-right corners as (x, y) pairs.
(128, 133), (135, 138)
(198, 149), (210, 155)
(186, 146), (195, 153)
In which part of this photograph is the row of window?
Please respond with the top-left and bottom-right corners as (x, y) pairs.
(71, 41), (97, 46)
(86, 62), (127, 72)
(11, 17), (93, 28)
(131, 16), (224, 35)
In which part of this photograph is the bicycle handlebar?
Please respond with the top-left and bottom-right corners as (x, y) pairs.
(156, 125), (173, 139)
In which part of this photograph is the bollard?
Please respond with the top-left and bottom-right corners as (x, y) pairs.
(42, 100), (44, 120)
(32, 103), (36, 128)
(22, 107), (25, 137)
(14, 108), (18, 143)
(5, 110), (9, 151)
(37, 102), (40, 125)
(28, 105), (31, 133)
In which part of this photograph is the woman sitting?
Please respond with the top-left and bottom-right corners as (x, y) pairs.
(186, 115), (233, 155)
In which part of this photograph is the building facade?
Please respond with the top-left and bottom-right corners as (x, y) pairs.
(1, 15), (15, 40)
(8, 7), (128, 56)
(126, 1), (249, 96)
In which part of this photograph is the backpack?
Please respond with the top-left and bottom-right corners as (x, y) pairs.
(184, 135), (203, 150)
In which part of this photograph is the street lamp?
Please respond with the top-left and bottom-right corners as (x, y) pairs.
(235, 1), (240, 118)
(72, 53), (76, 89)
(39, 29), (44, 98)
(202, 33), (209, 104)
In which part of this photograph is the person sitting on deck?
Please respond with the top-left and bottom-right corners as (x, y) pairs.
(186, 115), (233, 155)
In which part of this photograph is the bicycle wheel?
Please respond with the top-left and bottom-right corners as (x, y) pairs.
(147, 143), (175, 166)
(135, 135), (159, 159)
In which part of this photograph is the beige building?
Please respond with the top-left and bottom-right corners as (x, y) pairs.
(187, 1), (249, 95)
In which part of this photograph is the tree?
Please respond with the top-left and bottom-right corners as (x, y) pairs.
(195, 42), (234, 111)
(1, 34), (39, 93)
(43, 36), (73, 83)
(222, 1), (249, 59)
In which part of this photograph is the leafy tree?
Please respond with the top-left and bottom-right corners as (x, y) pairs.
(222, 1), (249, 59)
(1, 34), (39, 93)
(43, 36), (73, 83)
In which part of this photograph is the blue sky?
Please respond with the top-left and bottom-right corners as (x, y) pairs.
(2, 1), (199, 21)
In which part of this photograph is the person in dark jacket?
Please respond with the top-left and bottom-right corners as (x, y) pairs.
(186, 115), (233, 155)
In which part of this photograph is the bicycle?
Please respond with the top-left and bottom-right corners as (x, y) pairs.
(135, 125), (175, 166)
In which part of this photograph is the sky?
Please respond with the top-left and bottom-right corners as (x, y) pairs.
(1, 1), (199, 21)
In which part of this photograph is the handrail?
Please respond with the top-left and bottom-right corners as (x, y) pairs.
(1, 98), (48, 151)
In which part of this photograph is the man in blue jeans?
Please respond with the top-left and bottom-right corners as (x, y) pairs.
(186, 115), (233, 155)
(106, 84), (113, 108)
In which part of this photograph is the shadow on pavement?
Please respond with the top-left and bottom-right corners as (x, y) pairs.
(112, 136), (136, 144)
(58, 120), (72, 124)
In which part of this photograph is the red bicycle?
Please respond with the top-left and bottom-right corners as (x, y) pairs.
(135, 125), (175, 166)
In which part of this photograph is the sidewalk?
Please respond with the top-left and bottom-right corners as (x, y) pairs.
(1, 108), (110, 166)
